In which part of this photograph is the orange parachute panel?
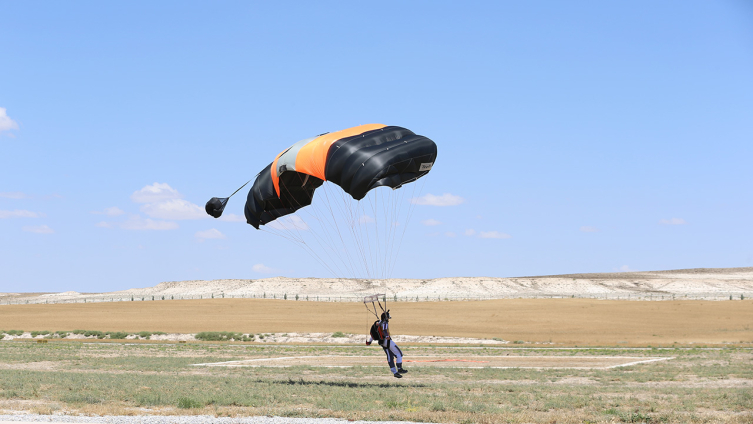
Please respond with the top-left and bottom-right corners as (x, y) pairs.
(272, 123), (386, 197)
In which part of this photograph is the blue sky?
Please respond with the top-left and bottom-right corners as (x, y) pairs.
(2, 1), (752, 293)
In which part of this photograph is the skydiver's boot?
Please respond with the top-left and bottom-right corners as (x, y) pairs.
(397, 363), (408, 374)
(393, 372), (403, 378)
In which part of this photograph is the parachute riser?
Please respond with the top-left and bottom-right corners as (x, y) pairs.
(363, 293), (387, 320)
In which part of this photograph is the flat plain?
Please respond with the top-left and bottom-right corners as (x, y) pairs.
(2, 295), (752, 423)
(2, 298), (752, 346)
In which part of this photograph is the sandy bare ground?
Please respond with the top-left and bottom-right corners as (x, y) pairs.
(2, 298), (751, 346)
(192, 355), (672, 369)
(2, 267), (752, 305)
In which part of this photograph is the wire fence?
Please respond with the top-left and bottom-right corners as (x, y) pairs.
(1, 291), (750, 305)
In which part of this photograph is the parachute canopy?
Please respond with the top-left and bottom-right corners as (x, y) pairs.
(241, 124), (437, 229)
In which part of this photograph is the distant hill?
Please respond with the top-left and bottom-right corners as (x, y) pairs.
(4, 267), (752, 304)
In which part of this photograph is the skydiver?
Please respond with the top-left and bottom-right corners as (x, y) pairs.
(366, 310), (408, 378)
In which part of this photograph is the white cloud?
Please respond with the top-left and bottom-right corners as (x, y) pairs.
(421, 218), (442, 226)
(95, 221), (112, 228)
(253, 263), (277, 274)
(464, 229), (476, 236)
(0, 108), (19, 134)
(129, 183), (207, 221)
(195, 228), (226, 240)
(219, 213), (246, 223)
(119, 215), (179, 231)
(0, 209), (44, 219)
(659, 218), (687, 225)
(267, 215), (309, 231)
(91, 207), (125, 216)
(445, 232), (456, 237)
(0, 192), (29, 199)
(140, 199), (206, 220)
(616, 265), (635, 272)
(130, 183), (182, 204)
(23, 225), (53, 234)
(580, 226), (599, 233)
(411, 193), (465, 206)
(479, 231), (511, 239)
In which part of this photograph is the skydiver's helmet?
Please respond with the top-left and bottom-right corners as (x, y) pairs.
(381, 310), (391, 321)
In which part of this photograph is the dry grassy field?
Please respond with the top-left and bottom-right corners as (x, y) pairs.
(1, 299), (753, 423)
(0, 342), (751, 423)
(1, 298), (752, 346)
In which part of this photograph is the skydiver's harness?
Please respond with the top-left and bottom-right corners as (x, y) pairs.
(370, 320), (387, 346)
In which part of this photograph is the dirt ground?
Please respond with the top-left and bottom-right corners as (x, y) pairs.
(2, 298), (751, 346)
(193, 355), (672, 369)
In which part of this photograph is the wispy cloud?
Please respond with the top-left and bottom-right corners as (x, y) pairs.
(0, 192), (30, 199)
(0, 108), (19, 135)
(267, 215), (309, 231)
(195, 228), (227, 240)
(219, 213), (246, 223)
(445, 232), (456, 237)
(359, 215), (375, 224)
(479, 231), (511, 239)
(615, 265), (635, 272)
(411, 193), (465, 206)
(140, 199), (206, 220)
(659, 218), (687, 225)
(580, 226), (600, 233)
(253, 263), (277, 274)
(23, 225), (53, 234)
(0, 210), (44, 219)
(131, 183), (182, 204)
(464, 229), (476, 236)
(91, 207), (125, 216)
(421, 218), (442, 226)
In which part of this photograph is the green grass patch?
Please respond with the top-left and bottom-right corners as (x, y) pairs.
(177, 397), (203, 409)
(194, 331), (244, 342)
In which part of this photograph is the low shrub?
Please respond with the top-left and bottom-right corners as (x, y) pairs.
(31, 331), (50, 337)
(0, 334), (4, 340)
(332, 332), (347, 338)
(107, 332), (129, 340)
(84, 331), (105, 339)
(194, 331), (243, 342)
(55, 331), (69, 338)
(6, 330), (24, 336)
(72, 329), (86, 335)
(138, 331), (152, 339)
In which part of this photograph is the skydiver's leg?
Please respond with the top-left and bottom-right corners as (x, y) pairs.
(382, 345), (397, 374)
(388, 341), (407, 373)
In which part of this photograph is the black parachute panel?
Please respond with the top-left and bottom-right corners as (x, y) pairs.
(325, 126), (437, 200)
(241, 125), (436, 229)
